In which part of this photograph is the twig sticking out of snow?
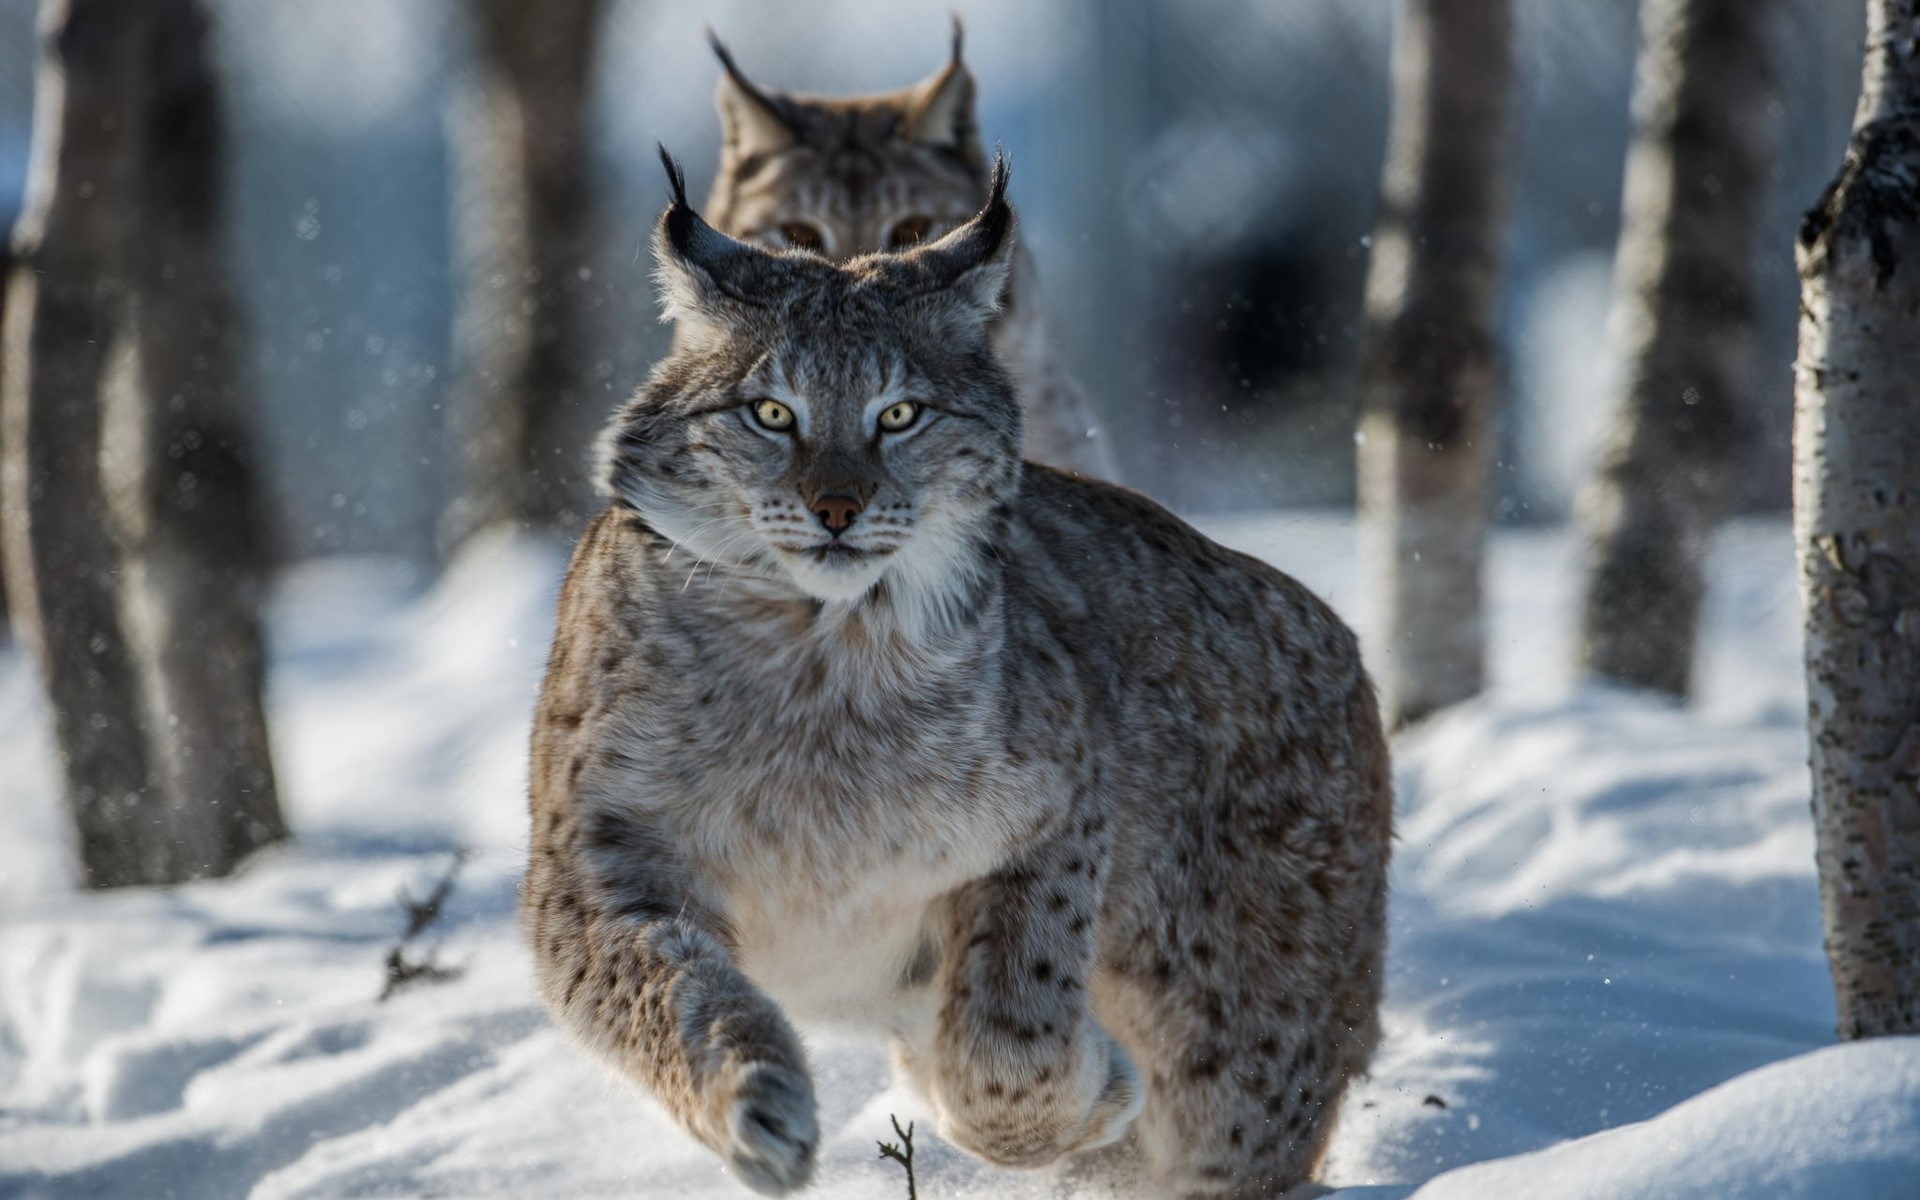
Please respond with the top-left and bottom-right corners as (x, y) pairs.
(379, 849), (469, 1002)
(876, 1114), (918, 1200)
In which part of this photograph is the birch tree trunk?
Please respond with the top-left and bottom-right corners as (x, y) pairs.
(124, 0), (286, 875)
(441, 0), (604, 550)
(0, 236), (13, 638)
(2, 0), (284, 887)
(0, 0), (166, 887)
(1358, 0), (1514, 729)
(1576, 0), (1779, 698)
(1794, 0), (1920, 1041)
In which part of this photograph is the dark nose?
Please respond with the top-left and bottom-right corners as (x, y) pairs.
(809, 493), (863, 535)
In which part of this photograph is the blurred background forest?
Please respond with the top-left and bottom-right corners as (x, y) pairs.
(0, 0), (1868, 567)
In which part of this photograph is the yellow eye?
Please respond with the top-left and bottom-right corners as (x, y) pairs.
(878, 401), (921, 433)
(752, 399), (796, 431)
(778, 222), (825, 253)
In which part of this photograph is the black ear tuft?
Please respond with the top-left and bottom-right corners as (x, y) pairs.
(949, 12), (965, 65)
(986, 148), (1009, 211)
(707, 28), (790, 120)
(967, 148), (1012, 254)
(658, 145), (697, 251)
(658, 144), (690, 210)
(706, 27), (743, 79)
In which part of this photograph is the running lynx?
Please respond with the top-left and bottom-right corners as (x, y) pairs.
(522, 153), (1391, 1198)
(698, 24), (1117, 481)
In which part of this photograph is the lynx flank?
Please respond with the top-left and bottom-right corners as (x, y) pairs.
(698, 24), (1118, 481)
(522, 153), (1391, 1198)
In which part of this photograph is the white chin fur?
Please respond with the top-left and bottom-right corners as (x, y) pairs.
(778, 550), (891, 602)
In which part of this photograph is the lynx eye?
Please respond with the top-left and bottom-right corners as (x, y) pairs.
(877, 401), (921, 433)
(887, 216), (933, 250)
(751, 399), (796, 432)
(778, 222), (825, 253)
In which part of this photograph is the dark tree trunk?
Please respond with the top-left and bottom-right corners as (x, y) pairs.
(1794, 0), (1920, 1040)
(1576, 0), (1780, 698)
(1, 0), (166, 887)
(0, 235), (12, 639)
(125, 0), (286, 873)
(1357, 0), (1514, 729)
(2, 0), (284, 888)
(442, 0), (604, 549)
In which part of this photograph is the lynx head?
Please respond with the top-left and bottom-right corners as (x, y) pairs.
(601, 149), (1021, 623)
(704, 21), (988, 261)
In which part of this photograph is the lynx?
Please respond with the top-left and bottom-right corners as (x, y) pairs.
(698, 24), (1118, 481)
(521, 153), (1392, 1198)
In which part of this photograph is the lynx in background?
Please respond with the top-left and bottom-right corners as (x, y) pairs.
(521, 153), (1391, 1198)
(699, 24), (1118, 481)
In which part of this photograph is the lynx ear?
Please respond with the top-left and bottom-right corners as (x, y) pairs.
(709, 31), (798, 159)
(653, 147), (781, 334)
(902, 152), (1015, 321)
(903, 17), (980, 165)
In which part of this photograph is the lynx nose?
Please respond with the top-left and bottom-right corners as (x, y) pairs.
(809, 493), (863, 536)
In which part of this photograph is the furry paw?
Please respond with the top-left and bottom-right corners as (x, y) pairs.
(721, 1062), (819, 1195)
(932, 1026), (1144, 1168)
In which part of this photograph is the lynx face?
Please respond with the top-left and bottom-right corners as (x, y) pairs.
(704, 29), (988, 263)
(601, 154), (1022, 615)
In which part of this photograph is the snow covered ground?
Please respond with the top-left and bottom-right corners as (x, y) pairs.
(2, 515), (1916, 1199)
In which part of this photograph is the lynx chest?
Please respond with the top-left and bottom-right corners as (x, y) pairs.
(608, 616), (1052, 1025)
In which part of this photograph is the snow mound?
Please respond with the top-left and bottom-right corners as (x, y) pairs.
(1398, 1038), (1920, 1200)
(1320, 690), (1836, 1190)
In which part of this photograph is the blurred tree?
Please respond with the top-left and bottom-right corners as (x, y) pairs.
(1794, 0), (1920, 1040)
(0, 235), (11, 639)
(0, 0), (283, 888)
(1357, 0), (1514, 729)
(4, 0), (169, 886)
(442, 0), (605, 549)
(1576, 0), (1780, 698)
(127, 0), (287, 874)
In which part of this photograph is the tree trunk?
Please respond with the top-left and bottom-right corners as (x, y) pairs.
(1794, 0), (1920, 1041)
(1357, 0), (1514, 729)
(123, 0), (286, 875)
(2, 0), (284, 888)
(1, 0), (166, 887)
(0, 236), (13, 639)
(441, 0), (604, 550)
(1576, 0), (1779, 698)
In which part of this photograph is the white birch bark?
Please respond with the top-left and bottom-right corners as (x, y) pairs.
(1358, 0), (1514, 729)
(441, 0), (604, 550)
(1577, 0), (1780, 697)
(1793, 0), (1920, 1040)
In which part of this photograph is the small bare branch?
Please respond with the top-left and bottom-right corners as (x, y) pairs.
(379, 850), (469, 1002)
(875, 1114), (917, 1200)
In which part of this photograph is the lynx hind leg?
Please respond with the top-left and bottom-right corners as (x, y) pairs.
(1092, 787), (1390, 1190)
(1162, 1017), (1352, 1196)
(1085, 964), (1370, 1198)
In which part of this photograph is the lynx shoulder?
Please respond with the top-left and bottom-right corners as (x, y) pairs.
(522, 152), (1391, 1198)
(695, 24), (1117, 480)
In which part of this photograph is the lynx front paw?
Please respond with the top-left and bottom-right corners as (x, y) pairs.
(934, 1028), (1144, 1169)
(719, 1062), (819, 1195)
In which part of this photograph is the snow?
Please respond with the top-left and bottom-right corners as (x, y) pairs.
(1354, 1041), (1920, 1200)
(2, 515), (1916, 1199)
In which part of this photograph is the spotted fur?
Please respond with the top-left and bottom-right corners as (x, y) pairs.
(696, 23), (1117, 480)
(523, 157), (1391, 1198)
